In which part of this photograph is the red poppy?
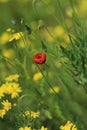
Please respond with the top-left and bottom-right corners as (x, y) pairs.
(33, 53), (46, 64)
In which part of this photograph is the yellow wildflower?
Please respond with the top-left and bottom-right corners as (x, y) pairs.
(2, 49), (14, 58)
(23, 111), (40, 119)
(49, 86), (60, 94)
(1, 82), (22, 98)
(24, 127), (32, 130)
(53, 26), (70, 48)
(31, 111), (40, 119)
(19, 126), (32, 130)
(60, 121), (77, 130)
(53, 26), (65, 37)
(19, 128), (24, 130)
(24, 110), (30, 117)
(39, 126), (48, 130)
(1, 82), (13, 94)
(5, 74), (19, 82)
(9, 83), (22, 98)
(13, 103), (17, 107)
(0, 86), (5, 99)
(9, 32), (23, 42)
(0, 32), (10, 44)
(78, 0), (87, 17)
(6, 28), (14, 32)
(1, 100), (12, 111)
(0, 109), (6, 118)
(33, 72), (43, 81)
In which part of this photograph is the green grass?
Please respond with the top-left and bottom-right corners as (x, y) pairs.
(0, 0), (87, 130)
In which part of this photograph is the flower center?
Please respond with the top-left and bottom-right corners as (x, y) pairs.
(37, 55), (41, 58)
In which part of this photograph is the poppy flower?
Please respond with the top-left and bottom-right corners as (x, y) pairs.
(33, 53), (46, 64)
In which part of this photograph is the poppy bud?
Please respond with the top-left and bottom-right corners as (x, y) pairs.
(33, 53), (46, 64)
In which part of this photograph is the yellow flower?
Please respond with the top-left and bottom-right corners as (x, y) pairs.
(19, 128), (24, 130)
(49, 86), (60, 94)
(6, 28), (14, 32)
(24, 126), (32, 130)
(53, 26), (65, 37)
(39, 126), (48, 130)
(0, 32), (10, 44)
(23, 111), (40, 119)
(31, 111), (40, 119)
(9, 32), (23, 42)
(24, 110), (30, 117)
(9, 83), (22, 98)
(78, 0), (87, 16)
(60, 121), (77, 130)
(0, 109), (6, 118)
(2, 49), (14, 58)
(19, 126), (32, 130)
(0, 86), (5, 99)
(13, 103), (17, 107)
(5, 74), (19, 82)
(2, 82), (22, 98)
(1, 100), (12, 111)
(33, 72), (43, 81)
(1, 82), (13, 94)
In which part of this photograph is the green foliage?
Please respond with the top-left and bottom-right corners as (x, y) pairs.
(0, 0), (87, 130)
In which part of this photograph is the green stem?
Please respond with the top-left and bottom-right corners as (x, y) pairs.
(56, 0), (68, 32)
(36, 64), (62, 100)
(45, 26), (56, 42)
(32, 0), (39, 17)
(0, 55), (17, 69)
(19, 32), (30, 53)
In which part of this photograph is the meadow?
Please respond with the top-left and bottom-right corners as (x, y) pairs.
(0, 0), (87, 130)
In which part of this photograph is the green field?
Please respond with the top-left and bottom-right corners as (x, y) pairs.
(0, 0), (87, 130)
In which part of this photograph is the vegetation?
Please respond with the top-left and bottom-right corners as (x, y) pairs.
(0, 0), (87, 130)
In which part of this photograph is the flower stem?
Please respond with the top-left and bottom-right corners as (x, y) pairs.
(36, 64), (62, 100)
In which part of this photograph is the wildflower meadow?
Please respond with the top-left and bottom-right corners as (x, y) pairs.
(0, 0), (87, 130)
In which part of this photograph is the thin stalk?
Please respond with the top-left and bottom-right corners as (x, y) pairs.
(0, 55), (16, 69)
(19, 32), (29, 53)
(32, 0), (39, 17)
(45, 26), (55, 40)
(44, 26), (61, 45)
(36, 64), (62, 100)
(69, 0), (76, 14)
(56, 0), (68, 32)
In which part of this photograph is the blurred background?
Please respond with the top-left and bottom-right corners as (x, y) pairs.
(0, 0), (87, 130)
